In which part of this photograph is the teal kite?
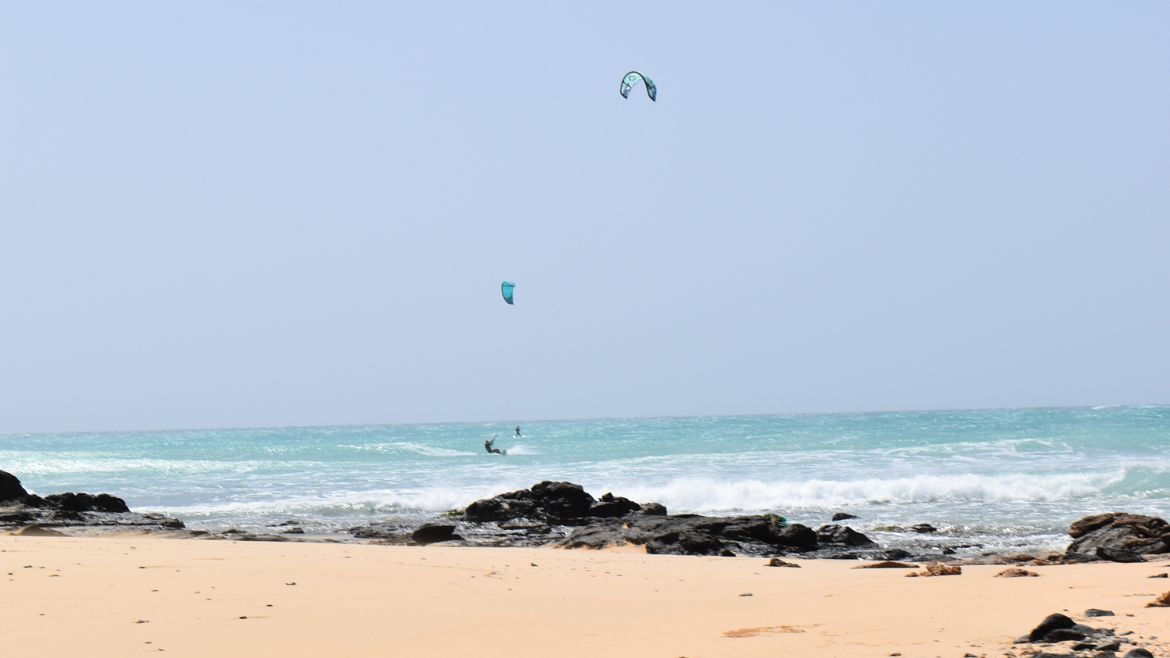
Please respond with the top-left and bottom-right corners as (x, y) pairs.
(620, 71), (656, 102)
(501, 281), (515, 305)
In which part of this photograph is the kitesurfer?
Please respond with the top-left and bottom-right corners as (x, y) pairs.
(484, 437), (503, 455)
(515, 425), (521, 438)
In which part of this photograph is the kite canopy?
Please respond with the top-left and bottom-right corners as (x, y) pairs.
(501, 281), (515, 305)
(620, 71), (656, 102)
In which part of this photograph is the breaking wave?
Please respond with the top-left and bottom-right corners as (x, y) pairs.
(609, 468), (1153, 514)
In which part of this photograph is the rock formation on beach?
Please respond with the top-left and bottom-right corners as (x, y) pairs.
(350, 480), (912, 558)
(1064, 512), (1170, 563)
(1010, 610), (1159, 657)
(14, 464), (1170, 566)
(464, 481), (897, 557)
(348, 483), (1170, 564)
(0, 469), (184, 532)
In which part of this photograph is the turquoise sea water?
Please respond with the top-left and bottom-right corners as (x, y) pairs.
(2, 406), (1168, 554)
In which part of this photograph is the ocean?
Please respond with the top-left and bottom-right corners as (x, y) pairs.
(2, 405), (1167, 555)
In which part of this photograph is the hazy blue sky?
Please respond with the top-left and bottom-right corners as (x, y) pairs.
(1, 2), (1167, 433)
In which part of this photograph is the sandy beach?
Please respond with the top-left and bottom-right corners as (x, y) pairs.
(3, 534), (1168, 658)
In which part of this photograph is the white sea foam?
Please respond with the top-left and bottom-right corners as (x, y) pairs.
(139, 467), (1158, 523)
(609, 469), (1130, 514)
(140, 485), (514, 518)
(0, 454), (262, 476)
(338, 442), (476, 457)
(392, 442), (476, 458)
(872, 437), (1073, 458)
(505, 443), (539, 455)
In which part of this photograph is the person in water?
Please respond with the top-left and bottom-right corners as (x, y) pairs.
(514, 425), (521, 438)
(484, 437), (503, 455)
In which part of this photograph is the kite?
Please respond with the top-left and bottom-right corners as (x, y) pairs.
(619, 71), (656, 102)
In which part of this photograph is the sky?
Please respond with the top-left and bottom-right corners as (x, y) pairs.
(1, 2), (1168, 434)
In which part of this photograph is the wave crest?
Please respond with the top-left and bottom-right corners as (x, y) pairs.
(612, 469), (1133, 513)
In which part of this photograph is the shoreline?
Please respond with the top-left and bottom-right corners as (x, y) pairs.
(2, 474), (1162, 564)
(3, 533), (1168, 657)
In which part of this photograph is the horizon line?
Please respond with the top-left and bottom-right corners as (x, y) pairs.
(1, 401), (1166, 439)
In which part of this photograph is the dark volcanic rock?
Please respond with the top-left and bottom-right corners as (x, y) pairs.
(1041, 628), (1085, 642)
(20, 494), (51, 508)
(646, 528), (725, 556)
(831, 512), (858, 522)
(45, 492), (130, 513)
(411, 524), (461, 545)
(454, 481), (864, 556)
(462, 497), (511, 523)
(350, 482), (890, 557)
(1028, 613), (1076, 642)
(641, 502), (667, 516)
(774, 523), (818, 550)
(1065, 513), (1170, 562)
(464, 481), (595, 524)
(911, 523), (938, 534)
(0, 509), (36, 525)
(0, 471), (183, 532)
(0, 470), (28, 501)
(816, 524), (876, 547)
(351, 522), (411, 540)
(1123, 650), (1154, 658)
(534, 481), (595, 521)
(721, 517), (798, 545)
(559, 521), (625, 549)
(559, 513), (824, 557)
(464, 482), (665, 526)
(589, 493), (641, 518)
(1096, 546), (1146, 563)
(1085, 608), (1115, 617)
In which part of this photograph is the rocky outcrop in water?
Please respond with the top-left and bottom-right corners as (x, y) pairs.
(0, 469), (183, 532)
(0, 470), (27, 501)
(347, 480), (902, 557)
(816, 523), (876, 547)
(559, 513), (824, 556)
(463, 481), (647, 525)
(461, 481), (886, 556)
(411, 524), (462, 545)
(1064, 513), (1170, 562)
